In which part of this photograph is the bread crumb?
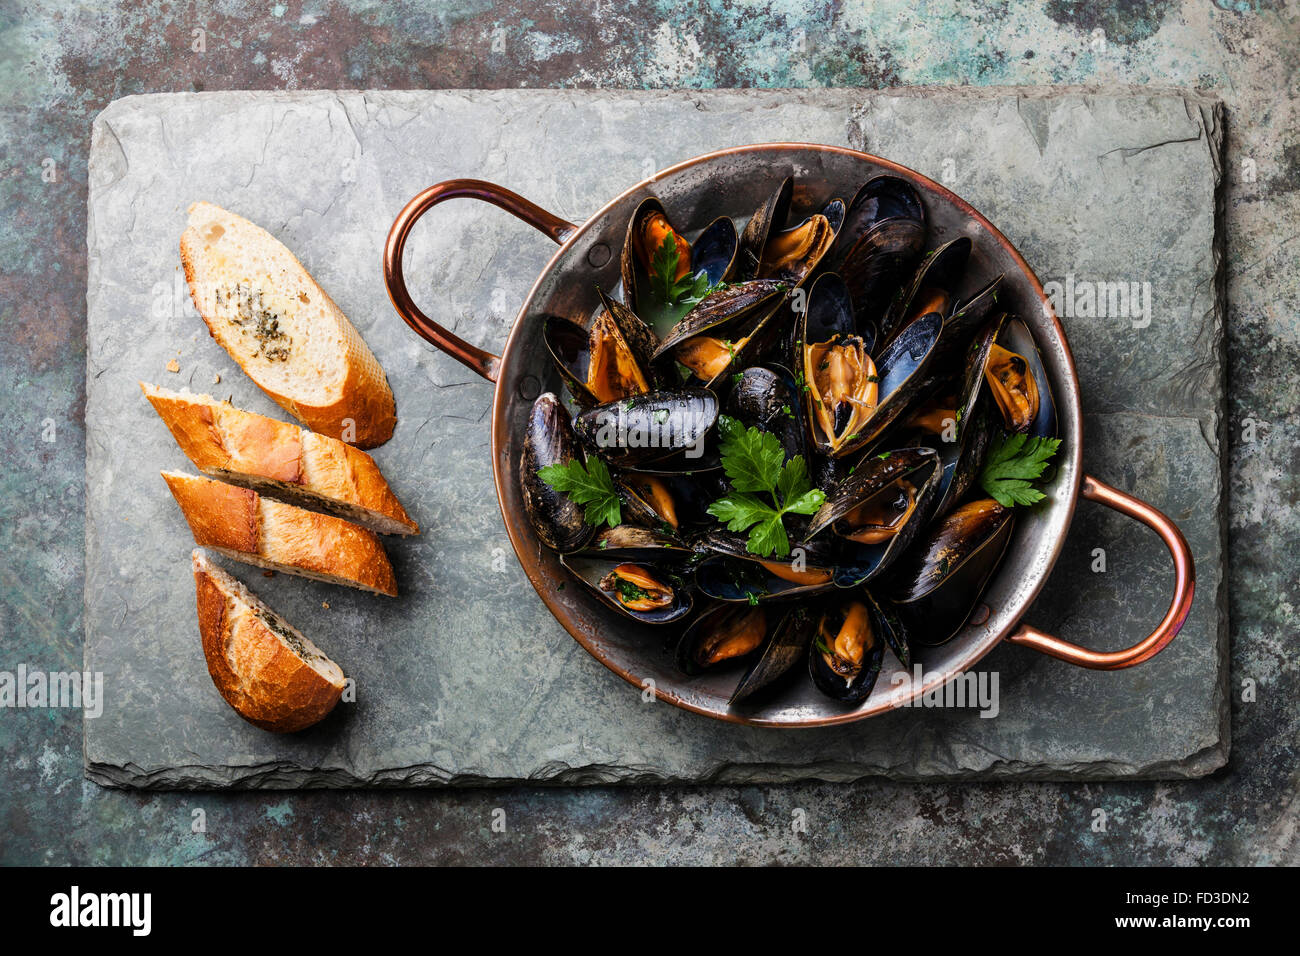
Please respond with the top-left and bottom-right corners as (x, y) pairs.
(213, 373), (221, 384)
(262, 570), (275, 578)
(322, 601), (330, 609)
(166, 359), (180, 373)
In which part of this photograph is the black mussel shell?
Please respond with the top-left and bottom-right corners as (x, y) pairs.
(725, 364), (807, 464)
(837, 176), (926, 256)
(738, 176), (794, 279)
(730, 604), (816, 705)
(886, 498), (1014, 647)
(808, 594), (888, 703)
(583, 524), (694, 561)
(620, 197), (688, 331)
(691, 216), (739, 287)
(880, 236), (972, 347)
(841, 217), (927, 333)
(676, 601), (769, 676)
(519, 392), (594, 553)
(560, 553), (693, 624)
(652, 280), (789, 388)
(808, 446), (943, 587)
(573, 388), (718, 466)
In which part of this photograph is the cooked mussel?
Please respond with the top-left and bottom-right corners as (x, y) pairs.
(885, 497), (1014, 646)
(800, 296), (943, 459)
(730, 604), (816, 704)
(621, 199), (739, 336)
(542, 291), (658, 407)
(808, 446), (942, 586)
(560, 552), (692, 624)
(808, 595), (887, 703)
(676, 602), (769, 675)
(985, 317), (1056, 437)
(652, 280), (788, 387)
(693, 529), (837, 603)
(573, 388), (718, 466)
(738, 176), (840, 284)
(519, 392), (594, 553)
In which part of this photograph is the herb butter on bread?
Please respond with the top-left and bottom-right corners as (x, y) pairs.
(163, 471), (398, 597)
(192, 550), (345, 733)
(180, 201), (397, 448)
(141, 382), (417, 535)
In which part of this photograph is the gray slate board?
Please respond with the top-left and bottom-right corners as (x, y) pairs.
(84, 89), (1226, 788)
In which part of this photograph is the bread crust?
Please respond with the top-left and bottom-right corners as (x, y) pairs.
(180, 201), (397, 448)
(142, 383), (417, 534)
(193, 551), (344, 733)
(164, 471), (398, 596)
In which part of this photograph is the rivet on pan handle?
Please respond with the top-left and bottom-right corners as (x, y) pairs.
(1005, 474), (1196, 670)
(383, 179), (577, 383)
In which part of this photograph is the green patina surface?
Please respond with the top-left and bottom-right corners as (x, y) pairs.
(0, 0), (1296, 864)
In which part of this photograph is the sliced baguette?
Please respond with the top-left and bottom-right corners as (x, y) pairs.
(180, 200), (397, 448)
(141, 382), (418, 535)
(192, 550), (345, 733)
(163, 471), (398, 597)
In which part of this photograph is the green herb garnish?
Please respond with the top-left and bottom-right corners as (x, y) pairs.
(650, 234), (714, 306)
(538, 457), (622, 528)
(979, 432), (1062, 507)
(705, 416), (826, 558)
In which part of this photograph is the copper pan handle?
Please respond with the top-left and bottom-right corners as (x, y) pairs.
(383, 179), (577, 382)
(1005, 474), (1195, 670)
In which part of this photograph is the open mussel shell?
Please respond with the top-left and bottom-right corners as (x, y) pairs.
(738, 176), (793, 279)
(693, 530), (838, 603)
(615, 472), (715, 533)
(880, 236), (972, 347)
(808, 446), (943, 587)
(725, 364), (808, 464)
(738, 176), (841, 285)
(573, 388), (718, 466)
(620, 197), (690, 333)
(651, 280), (788, 388)
(675, 601), (769, 676)
(918, 273), (1005, 386)
(519, 393), (594, 553)
(730, 604), (816, 705)
(691, 215), (739, 287)
(807, 592), (889, 703)
(804, 308), (943, 460)
(886, 497), (1015, 647)
(987, 316), (1057, 438)
(560, 553), (693, 625)
(542, 294), (658, 408)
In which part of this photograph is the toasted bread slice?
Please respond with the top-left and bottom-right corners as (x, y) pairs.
(192, 550), (345, 732)
(141, 382), (417, 535)
(180, 200), (397, 448)
(163, 471), (398, 596)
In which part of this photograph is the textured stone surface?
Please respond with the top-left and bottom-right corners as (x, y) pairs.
(3, 0), (1296, 865)
(83, 88), (1225, 787)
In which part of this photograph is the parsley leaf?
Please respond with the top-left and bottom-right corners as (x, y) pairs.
(705, 415), (827, 558)
(649, 234), (715, 307)
(979, 432), (1062, 508)
(538, 457), (622, 528)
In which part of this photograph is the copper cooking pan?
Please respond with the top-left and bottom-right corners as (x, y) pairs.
(383, 144), (1195, 727)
